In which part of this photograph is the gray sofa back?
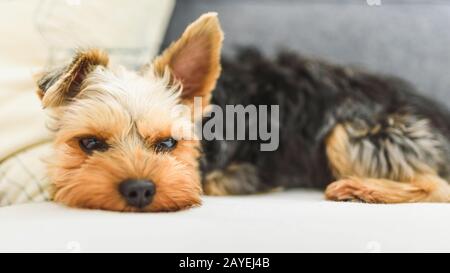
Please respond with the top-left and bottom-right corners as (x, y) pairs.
(162, 0), (450, 107)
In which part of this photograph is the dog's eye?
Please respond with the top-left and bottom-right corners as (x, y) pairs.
(155, 137), (177, 152)
(79, 137), (108, 154)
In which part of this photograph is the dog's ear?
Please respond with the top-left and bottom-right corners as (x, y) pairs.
(35, 49), (109, 108)
(151, 12), (224, 109)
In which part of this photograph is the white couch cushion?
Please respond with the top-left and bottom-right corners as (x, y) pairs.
(1, 190), (449, 253)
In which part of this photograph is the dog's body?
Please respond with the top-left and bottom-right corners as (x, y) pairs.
(34, 13), (450, 212)
(201, 48), (450, 203)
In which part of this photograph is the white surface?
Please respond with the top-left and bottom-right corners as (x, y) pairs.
(0, 190), (449, 253)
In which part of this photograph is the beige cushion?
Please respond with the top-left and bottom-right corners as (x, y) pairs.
(0, 0), (175, 206)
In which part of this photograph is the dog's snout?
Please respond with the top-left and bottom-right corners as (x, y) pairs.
(119, 179), (156, 209)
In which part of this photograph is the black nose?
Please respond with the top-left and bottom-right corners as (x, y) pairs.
(119, 179), (156, 208)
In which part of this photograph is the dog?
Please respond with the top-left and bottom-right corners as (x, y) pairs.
(34, 13), (450, 212)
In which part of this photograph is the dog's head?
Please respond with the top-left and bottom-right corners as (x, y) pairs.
(34, 13), (223, 212)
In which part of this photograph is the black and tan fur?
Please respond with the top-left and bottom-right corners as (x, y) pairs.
(201, 48), (450, 203)
(33, 14), (449, 212)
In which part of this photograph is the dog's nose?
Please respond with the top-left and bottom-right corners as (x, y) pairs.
(119, 179), (156, 208)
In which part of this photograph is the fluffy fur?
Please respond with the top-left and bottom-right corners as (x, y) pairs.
(47, 67), (201, 212)
(36, 13), (222, 212)
(202, 48), (450, 203)
(34, 13), (450, 212)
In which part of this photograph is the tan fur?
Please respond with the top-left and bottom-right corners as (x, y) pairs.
(36, 49), (109, 108)
(325, 124), (354, 178)
(337, 116), (442, 180)
(46, 66), (203, 212)
(325, 123), (450, 203)
(203, 163), (262, 196)
(203, 170), (230, 196)
(151, 12), (224, 110)
(35, 14), (224, 212)
(325, 175), (450, 203)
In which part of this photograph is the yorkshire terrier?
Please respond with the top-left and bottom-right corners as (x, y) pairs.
(35, 13), (450, 212)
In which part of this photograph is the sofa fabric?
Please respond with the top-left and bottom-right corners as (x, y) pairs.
(1, 191), (449, 252)
(163, 0), (450, 107)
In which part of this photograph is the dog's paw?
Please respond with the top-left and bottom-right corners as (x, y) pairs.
(325, 179), (372, 203)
